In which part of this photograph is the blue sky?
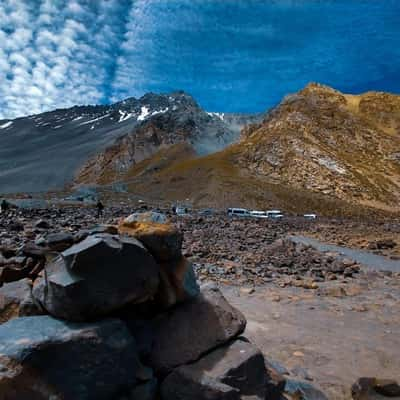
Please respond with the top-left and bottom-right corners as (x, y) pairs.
(1, 0), (400, 119)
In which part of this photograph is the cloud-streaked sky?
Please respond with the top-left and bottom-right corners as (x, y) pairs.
(1, 0), (400, 119)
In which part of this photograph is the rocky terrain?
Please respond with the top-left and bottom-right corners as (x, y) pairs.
(0, 209), (284, 400)
(1, 204), (400, 399)
(299, 220), (400, 260)
(0, 91), (258, 194)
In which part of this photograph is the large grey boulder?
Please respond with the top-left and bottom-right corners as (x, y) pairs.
(33, 234), (160, 321)
(161, 339), (269, 400)
(149, 284), (246, 375)
(0, 316), (140, 400)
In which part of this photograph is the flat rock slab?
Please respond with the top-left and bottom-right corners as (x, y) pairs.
(33, 234), (159, 321)
(0, 316), (140, 400)
(150, 284), (246, 375)
(161, 339), (270, 400)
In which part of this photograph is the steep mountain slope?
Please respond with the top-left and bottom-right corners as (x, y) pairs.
(75, 96), (260, 185)
(0, 92), (258, 193)
(101, 84), (400, 215)
(234, 83), (400, 210)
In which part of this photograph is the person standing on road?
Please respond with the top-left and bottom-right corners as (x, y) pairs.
(96, 200), (104, 218)
(0, 199), (9, 214)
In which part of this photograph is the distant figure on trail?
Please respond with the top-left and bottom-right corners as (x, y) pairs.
(96, 200), (104, 218)
(0, 199), (9, 214)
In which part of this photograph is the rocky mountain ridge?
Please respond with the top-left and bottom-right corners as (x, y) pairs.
(0, 91), (259, 194)
(94, 83), (400, 215)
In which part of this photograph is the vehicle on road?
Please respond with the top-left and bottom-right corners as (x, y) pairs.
(266, 210), (284, 219)
(227, 208), (250, 217)
(249, 210), (268, 219)
(304, 213), (317, 219)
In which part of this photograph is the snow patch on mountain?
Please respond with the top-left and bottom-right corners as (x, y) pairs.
(207, 112), (225, 121)
(0, 121), (13, 129)
(317, 157), (346, 174)
(79, 114), (110, 126)
(137, 106), (150, 121)
(118, 110), (134, 123)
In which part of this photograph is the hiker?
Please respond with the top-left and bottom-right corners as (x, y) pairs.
(96, 200), (104, 218)
(0, 199), (9, 214)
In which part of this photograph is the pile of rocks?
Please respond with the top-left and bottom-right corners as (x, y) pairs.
(0, 212), (283, 400)
(193, 237), (360, 286)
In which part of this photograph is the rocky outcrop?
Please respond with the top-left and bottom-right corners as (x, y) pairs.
(234, 83), (400, 210)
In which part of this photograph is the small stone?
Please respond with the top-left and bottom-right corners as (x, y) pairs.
(374, 379), (400, 397)
(34, 219), (50, 229)
(240, 287), (255, 295)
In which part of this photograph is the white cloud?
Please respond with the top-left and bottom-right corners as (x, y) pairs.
(0, 0), (129, 119)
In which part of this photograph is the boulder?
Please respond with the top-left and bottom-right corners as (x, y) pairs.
(156, 256), (200, 308)
(118, 216), (182, 262)
(46, 232), (74, 251)
(352, 377), (400, 399)
(124, 211), (168, 224)
(374, 379), (400, 397)
(0, 316), (140, 400)
(118, 215), (195, 308)
(0, 279), (33, 323)
(149, 284), (246, 375)
(34, 219), (50, 229)
(88, 224), (119, 235)
(161, 339), (271, 400)
(33, 234), (160, 321)
(0, 257), (39, 284)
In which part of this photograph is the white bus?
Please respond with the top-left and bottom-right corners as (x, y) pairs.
(227, 208), (250, 217)
(266, 210), (284, 219)
(249, 210), (268, 219)
(304, 213), (317, 219)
